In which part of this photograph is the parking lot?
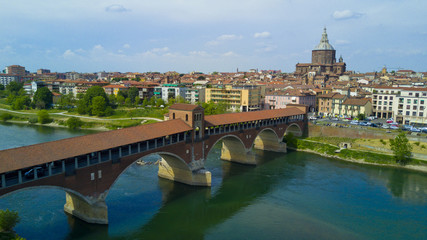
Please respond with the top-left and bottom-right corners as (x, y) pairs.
(310, 117), (427, 135)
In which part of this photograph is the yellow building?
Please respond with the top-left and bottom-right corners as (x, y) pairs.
(205, 85), (263, 112)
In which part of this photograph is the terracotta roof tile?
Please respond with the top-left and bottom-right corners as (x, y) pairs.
(0, 119), (192, 173)
(205, 107), (305, 126)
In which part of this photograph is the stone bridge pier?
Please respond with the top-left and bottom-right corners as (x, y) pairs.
(64, 191), (108, 225)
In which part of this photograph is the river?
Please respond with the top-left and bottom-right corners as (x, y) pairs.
(0, 123), (426, 240)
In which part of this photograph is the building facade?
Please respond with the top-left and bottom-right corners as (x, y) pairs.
(264, 90), (316, 112)
(205, 85), (262, 112)
(372, 87), (427, 124)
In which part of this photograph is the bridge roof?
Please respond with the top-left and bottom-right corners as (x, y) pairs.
(204, 107), (305, 127)
(0, 119), (192, 173)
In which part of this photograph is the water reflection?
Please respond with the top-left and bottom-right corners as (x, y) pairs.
(120, 151), (303, 240)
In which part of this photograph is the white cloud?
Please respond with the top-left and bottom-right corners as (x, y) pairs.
(123, 44), (131, 49)
(63, 49), (76, 58)
(206, 34), (243, 46)
(223, 51), (237, 57)
(332, 10), (363, 20)
(189, 51), (209, 57)
(105, 4), (129, 13)
(254, 32), (271, 38)
(217, 34), (243, 41)
(151, 47), (169, 53)
(93, 45), (104, 51)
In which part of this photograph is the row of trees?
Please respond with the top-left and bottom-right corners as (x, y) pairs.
(2, 82), (53, 110)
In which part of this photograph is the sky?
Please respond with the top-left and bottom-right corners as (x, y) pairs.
(0, 0), (426, 74)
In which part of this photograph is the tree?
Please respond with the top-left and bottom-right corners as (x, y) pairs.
(37, 110), (52, 124)
(5, 82), (23, 94)
(66, 117), (83, 129)
(125, 97), (132, 107)
(389, 132), (413, 165)
(77, 86), (110, 115)
(127, 87), (139, 104)
(134, 96), (141, 105)
(0, 209), (20, 232)
(0, 84), (4, 91)
(33, 87), (53, 109)
(56, 93), (74, 110)
(197, 76), (206, 80)
(142, 98), (148, 107)
(0, 113), (13, 122)
(357, 113), (365, 120)
(12, 96), (31, 110)
(91, 96), (107, 116)
(116, 94), (125, 106)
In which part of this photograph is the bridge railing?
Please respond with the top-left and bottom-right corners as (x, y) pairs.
(1, 130), (190, 191)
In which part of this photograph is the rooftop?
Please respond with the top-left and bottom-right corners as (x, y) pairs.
(0, 119), (193, 173)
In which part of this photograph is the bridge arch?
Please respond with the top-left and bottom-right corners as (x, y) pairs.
(253, 128), (287, 153)
(285, 123), (303, 137)
(207, 134), (256, 165)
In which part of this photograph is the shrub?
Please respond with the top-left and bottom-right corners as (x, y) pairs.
(0, 113), (13, 122)
(380, 139), (386, 145)
(414, 142), (420, 146)
(37, 110), (52, 124)
(0, 209), (20, 232)
(28, 117), (38, 124)
(66, 117), (83, 130)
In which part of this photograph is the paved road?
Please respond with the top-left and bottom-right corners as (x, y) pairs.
(0, 108), (163, 122)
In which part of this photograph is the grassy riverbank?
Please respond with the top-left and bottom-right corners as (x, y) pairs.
(0, 107), (163, 130)
(288, 137), (427, 173)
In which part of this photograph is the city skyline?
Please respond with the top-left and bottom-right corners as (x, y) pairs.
(1, 0), (426, 73)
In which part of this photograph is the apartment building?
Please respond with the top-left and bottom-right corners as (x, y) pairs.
(372, 87), (427, 124)
(205, 85), (262, 112)
(264, 89), (316, 112)
(154, 84), (188, 103)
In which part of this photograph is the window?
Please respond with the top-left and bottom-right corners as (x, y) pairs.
(185, 114), (188, 121)
(384, 101), (387, 105)
(379, 101), (382, 105)
(413, 106), (417, 110)
(413, 112), (416, 116)
(379, 96), (382, 100)
(420, 112), (424, 117)
(389, 102), (393, 105)
(416, 93), (419, 97)
(409, 92), (413, 96)
(406, 111), (410, 116)
(390, 96), (393, 100)
(421, 106), (425, 110)
(421, 100), (425, 104)
(414, 100), (418, 104)
(384, 96), (388, 100)
(389, 107), (392, 111)
(173, 113), (175, 119)
(423, 93), (426, 96)
(406, 105), (410, 109)
(407, 99), (411, 104)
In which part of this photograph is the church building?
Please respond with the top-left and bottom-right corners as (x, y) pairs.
(295, 28), (346, 85)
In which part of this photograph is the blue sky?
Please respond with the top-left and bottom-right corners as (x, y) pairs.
(1, 0), (426, 73)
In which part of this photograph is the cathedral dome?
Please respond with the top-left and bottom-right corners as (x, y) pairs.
(314, 27), (334, 50)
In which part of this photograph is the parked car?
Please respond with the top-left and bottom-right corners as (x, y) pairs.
(410, 127), (421, 132)
(366, 116), (376, 121)
(421, 127), (427, 133)
(390, 125), (399, 130)
(382, 124), (390, 129)
(350, 120), (359, 125)
(370, 123), (379, 128)
(331, 117), (339, 121)
(359, 121), (369, 126)
(309, 116), (317, 120)
(402, 125), (412, 131)
(24, 167), (45, 179)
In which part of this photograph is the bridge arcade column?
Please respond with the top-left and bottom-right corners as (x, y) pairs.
(253, 130), (287, 153)
(220, 138), (257, 165)
(157, 154), (211, 187)
(64, 191), (108, 224)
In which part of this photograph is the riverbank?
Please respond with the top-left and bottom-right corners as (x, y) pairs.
(289, 139), (427, 174)
(3, 120), (110, 132)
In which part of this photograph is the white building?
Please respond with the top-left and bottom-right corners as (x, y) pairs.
(372, 86), (427, 124)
